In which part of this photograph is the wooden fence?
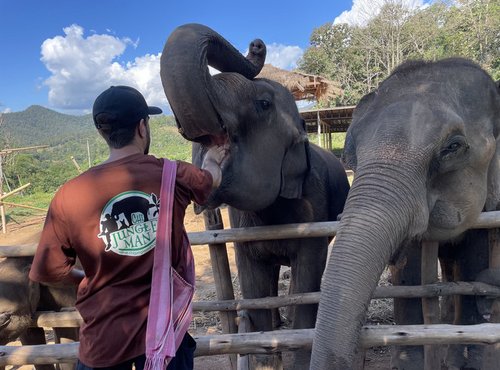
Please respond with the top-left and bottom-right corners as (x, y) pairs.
(2, 210), (500, 367)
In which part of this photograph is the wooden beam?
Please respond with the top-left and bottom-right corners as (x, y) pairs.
(32, 281), (500, 329)
(3, 325), (500, 366)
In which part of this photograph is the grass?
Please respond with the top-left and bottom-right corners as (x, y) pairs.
(1, 192), (51, 228)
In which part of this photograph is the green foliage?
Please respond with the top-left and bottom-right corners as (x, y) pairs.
(1, 107), (193, 204)
(148, 115), (192, 161)
(299, 0), (500, 106)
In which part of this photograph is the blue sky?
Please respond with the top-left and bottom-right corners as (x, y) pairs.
(0, 0), (426, 115)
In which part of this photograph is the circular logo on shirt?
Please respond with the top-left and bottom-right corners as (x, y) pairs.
(97, 191), (160, 256)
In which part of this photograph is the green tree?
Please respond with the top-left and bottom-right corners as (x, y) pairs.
(299, 0), (500, 106)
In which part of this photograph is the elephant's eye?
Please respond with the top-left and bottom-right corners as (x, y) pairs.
(257, 99), (271, 111)
(440, 136), (468, 159)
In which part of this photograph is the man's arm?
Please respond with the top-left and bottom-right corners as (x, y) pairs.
(38, 267), (85, 287)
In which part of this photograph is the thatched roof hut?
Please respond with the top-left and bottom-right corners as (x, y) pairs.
(257, 64), (343, 103)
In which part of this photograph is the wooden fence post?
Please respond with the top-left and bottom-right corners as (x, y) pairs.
(202, 208), (237, 370)
(483, 228), (500, 368)
(421, 240), (441, 370)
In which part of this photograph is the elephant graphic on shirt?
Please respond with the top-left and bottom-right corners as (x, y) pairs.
(109, 194), (158, 228)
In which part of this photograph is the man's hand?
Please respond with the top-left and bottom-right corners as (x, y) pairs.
(202, 145), (228, 189)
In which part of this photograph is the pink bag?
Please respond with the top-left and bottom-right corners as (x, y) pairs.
(145, 159), (195, 370)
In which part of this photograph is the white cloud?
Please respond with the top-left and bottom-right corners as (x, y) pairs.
(41, 24), (168, 114)
(209, 43), (304, 75)
(334, 0), (428, 26)
(265, 43), (303, 70)
(1, 107), (12, 114)
(40, 25), (304, 115)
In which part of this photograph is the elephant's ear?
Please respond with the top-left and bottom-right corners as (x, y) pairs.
(485, 81), (500, 211)
(342, 91), (376, 171)
(280, 138), (310, 199)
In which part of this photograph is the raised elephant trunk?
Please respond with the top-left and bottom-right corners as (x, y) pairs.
(311, 161), (427, 369)
(161, 23), (266, 144)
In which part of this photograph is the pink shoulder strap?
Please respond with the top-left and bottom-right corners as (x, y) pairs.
(145, 159), (195, 370)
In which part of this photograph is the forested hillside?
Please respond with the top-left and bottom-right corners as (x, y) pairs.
(299, 0), (499, 106)
(1, 106), (190, 195)
(0, 105), (95, 147)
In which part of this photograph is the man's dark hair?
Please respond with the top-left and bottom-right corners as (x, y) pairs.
(95, 112), (141, 149)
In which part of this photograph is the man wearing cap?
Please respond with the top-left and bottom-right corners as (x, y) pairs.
(29, 86), (224, 370)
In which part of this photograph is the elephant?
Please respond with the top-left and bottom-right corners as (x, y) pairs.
(161, 23), (350, 369)
(109, 194), (158, 227)
(0, 256), (78, 370)
(310, 58), (500, 370)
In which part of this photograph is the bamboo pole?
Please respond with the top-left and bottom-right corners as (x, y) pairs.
(0, 183), (31, 201)
(0, 201), (5, 234)
(70, 156), (83, 174)
(4, 325), (500, 366)
(316, 110), (321, 147)
(0, 201), (46, 212)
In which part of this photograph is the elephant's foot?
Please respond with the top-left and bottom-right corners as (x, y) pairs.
(390, 345), (424, 370)
(250, 353), (283, 370)
(445, 344), (483, 370)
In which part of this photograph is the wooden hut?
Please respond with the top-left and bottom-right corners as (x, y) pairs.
(257, 64), (343, 104)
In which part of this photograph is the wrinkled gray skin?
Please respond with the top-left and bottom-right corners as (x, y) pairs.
(0, 257), (77, 370)
(310, 58), (500, 370)
(161, 23), (350, 369)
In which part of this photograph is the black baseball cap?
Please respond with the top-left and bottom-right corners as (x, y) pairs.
(92, 85), (162, 129)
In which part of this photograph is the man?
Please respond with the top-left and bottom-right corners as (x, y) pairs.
(29, 85), (224, 370)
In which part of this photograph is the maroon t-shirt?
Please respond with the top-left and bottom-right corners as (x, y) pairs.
(29, 153), (212, 367)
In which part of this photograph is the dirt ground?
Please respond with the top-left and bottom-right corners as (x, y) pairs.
(0, 206), (392, 369)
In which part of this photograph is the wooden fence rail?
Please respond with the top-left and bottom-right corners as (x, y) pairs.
(31, 280), (500, 329)
(3, 210), (500, 258)
(3, 324), (500, 366)
(3, 211), (500, 366)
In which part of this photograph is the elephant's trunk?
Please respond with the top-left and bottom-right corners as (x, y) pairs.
(311, 161), (427, 369)
(161, 23), (266, 143)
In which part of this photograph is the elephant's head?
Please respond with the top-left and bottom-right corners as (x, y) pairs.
(161, 24), (309, 211)
(0, 257), (40, 345)
(311, 58), (500, 369)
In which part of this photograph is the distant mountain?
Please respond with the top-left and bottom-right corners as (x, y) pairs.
(0, 105), (95, 147)
(0, 105), (191, 195)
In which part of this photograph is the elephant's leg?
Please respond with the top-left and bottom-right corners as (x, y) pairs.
(390, 241), (425, 370)
(20, 327), (56, 370)
(445, 230), (489, 370)
(288, 239), (327, 370)
(235, 244), (282, 370)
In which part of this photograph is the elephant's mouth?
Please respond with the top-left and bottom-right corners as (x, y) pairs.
(203, 131), (231, 173)
(215, 143), (231, 173)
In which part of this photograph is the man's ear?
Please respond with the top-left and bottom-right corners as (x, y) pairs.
(138, 118), (148, 138)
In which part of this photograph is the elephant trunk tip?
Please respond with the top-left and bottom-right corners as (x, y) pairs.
(246, 39), (266, 72)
